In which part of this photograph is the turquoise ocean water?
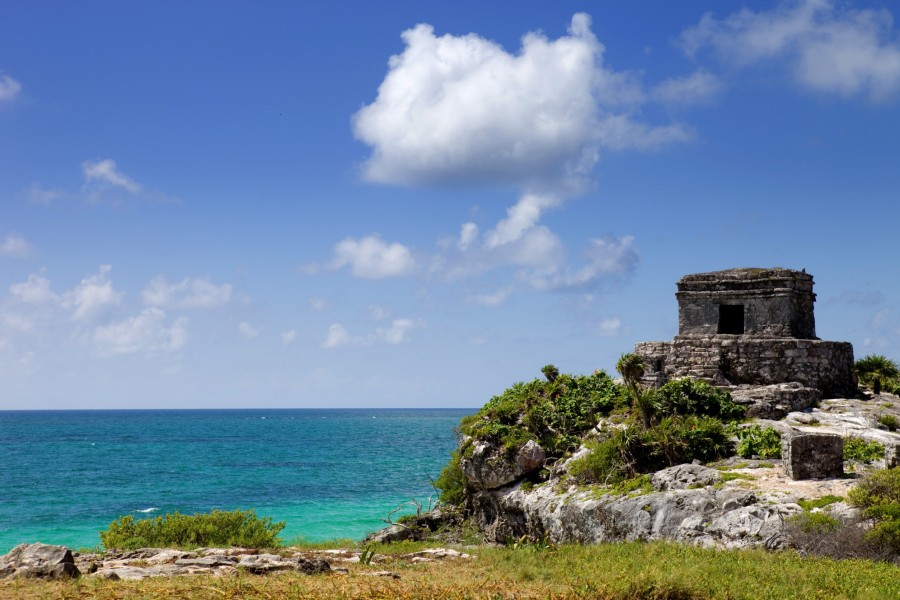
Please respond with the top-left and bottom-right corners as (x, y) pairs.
(0, 408), (471, 553)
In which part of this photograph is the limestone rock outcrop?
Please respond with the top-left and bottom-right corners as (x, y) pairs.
(0, 543), (79, 580)
(460, 439), (545, 490)
(468, 473), (803, 549)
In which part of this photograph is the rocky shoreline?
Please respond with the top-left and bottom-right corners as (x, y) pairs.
(0, 542), (471, 581)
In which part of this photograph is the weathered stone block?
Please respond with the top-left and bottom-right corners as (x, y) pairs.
(0, 543), (79, 580)
(782, 433), (843, 480)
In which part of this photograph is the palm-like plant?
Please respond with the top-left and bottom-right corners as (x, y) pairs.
(855, 354), (900, 394)
(617, 353), (655, 427)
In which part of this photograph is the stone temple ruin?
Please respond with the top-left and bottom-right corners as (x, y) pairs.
(634, 268), (857, 420)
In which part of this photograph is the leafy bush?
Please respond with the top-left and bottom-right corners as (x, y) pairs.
(461, 369), (624, 456)
(654, 378), (745, 422)
(434, 450), (466, 506)
(568, 430), (634, 485)
(568, 416), (733, 485)
(787, 511), (841, 534)
(848, 467), (900, 554)
(877, 414), (899, 432)
(735, 425), (782, 459)
(99, 509), (285, 550)
(843, 437), (885, 463)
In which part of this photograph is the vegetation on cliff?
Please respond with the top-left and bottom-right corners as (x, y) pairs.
(436, 356), (748, 500)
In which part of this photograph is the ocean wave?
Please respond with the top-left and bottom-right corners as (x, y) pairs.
(135, 507), (159, 513)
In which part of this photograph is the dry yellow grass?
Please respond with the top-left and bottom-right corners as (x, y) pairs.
(2, 542), (899, 599)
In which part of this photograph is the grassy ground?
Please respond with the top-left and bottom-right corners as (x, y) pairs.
(2, 541), (898, 599)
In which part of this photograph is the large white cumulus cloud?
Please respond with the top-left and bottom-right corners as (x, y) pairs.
(353, 13), (691, 193)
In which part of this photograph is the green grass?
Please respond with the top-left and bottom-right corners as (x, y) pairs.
(798, 495), (844, 511)
(877, 414), (899, 432)
(4, 541), (900, 599)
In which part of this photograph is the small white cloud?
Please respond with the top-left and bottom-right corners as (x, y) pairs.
(485, 194), (561, 249)
(93, 308), (188, 356)
(0, 74), (21, 101)
(309, 297), (327, 311)
(82, 158), (142, 202)
(142, 276), (232, 309)
(526, 235), (638, 291)
(26, 183), (66, 205)
(281, 329), (297, 346)
(369, 305), (391, 320)
(1, 312), (34, 333)
(467, 288), (512, 307)
(596, 318), (623, 337)
(322, 323), (351, 348)
(329, 234), (417, 279)
(321, 318), (423, 348)
(653, 70), (724, 106)
(458, 223), (479, 251)
(0, 233), (34, 257)
(62, 265), (122, 321)
(680, 0), (900, 101)
(238, 321), (259, 339)
(9, 274), (57, 305)
(377, 318), (420, 345)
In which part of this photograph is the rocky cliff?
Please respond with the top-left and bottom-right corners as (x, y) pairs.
(418, 381), (900, 552)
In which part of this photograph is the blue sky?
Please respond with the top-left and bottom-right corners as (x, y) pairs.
(1, 0), (899, 409)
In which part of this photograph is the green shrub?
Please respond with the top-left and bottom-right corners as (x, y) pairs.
(99, 509), (285, 550)
(848, 467), (900, 509)
(735, 425), (782, 459)
(434, 450), (466, 506)
(843, 437), (885, 463)
(848, 467), (900, 553)
(645, 415), (733, 466)
(461, 369), (623, 456)
(655, 378), (745, 422)
(877, 414), (899, 432)
(567, 431), (634, 485)
(787, 511), (841, 534)
(568, 416), (733, 485)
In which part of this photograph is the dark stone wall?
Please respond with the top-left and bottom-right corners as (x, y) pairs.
(676, 268), (816, 339)
(634, 338), (857, 398)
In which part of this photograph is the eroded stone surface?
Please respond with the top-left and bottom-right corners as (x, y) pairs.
(461, 439), (545, 490)
(468, 475), (811, 549)
(0, 543), (79, 580)
(10, 545), (470, 581)
(651, 464), (722, 491)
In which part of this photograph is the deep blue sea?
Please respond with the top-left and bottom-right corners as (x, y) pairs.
(0, 408), (472, 553)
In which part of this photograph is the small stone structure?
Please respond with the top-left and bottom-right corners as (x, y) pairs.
(635, 268), (857, 418)
(782, 433), (844, 479)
